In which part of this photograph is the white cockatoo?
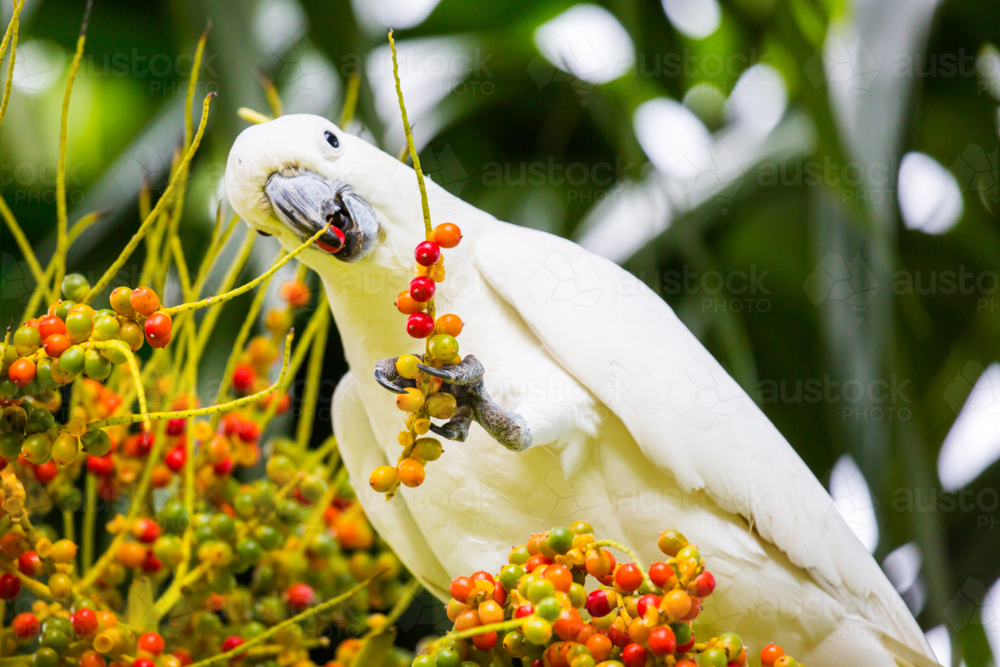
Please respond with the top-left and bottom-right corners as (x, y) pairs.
(225, 114), (937, 667)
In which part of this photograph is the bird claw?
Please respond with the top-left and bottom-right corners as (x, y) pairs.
(416, 354), (484, 387)
(375, 369), (407, 394)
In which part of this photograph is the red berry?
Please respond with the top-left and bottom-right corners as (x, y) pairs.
(133, 659), (156, 667)
(608, 625), (630, 648)
(138, 631), (165, 655)
(636, 594), (660, 617)
(472, 630), (497, 651)
(615, 563), (643, 592)
(237, 421), (260, 443)
(44, 334), (72, 358)
(87, 454), (115, 476)
(0, 573), (22, 600)
(449, 576), (474, 603)
(165, 446), (185, 472)
(221, 635), (244, 654)
(695, 570), (716, 597)
(173, 651), (193, 666)
(132, 518), (161, 543)
(18, 551), (42, 576)
(34, 461), (58, 484)
(515, 605), (534, 618)
(471, 571), (495, 586)
(213, 457), (234, 475)
(285, 583), (316, 611)
(409, 276), (436, 302)
(649, 626), (677, 655)
(622, 643), (648, 667)
(232, 365), (256, 395)
(8, 358), (36, 387)
(406, 312), (434, 338)
(649, 561), (672, 588)
(12, 612), (40, 639)
(317, 226), (346, 254)
(166, 418), (186, 436)
(414, 241), (441, 266)
(144, 312), (173, 349)
(585, 590), (613, 618)
(38, 315), (67, 340)
(71, 608), (99, 636)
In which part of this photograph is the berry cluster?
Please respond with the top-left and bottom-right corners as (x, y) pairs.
(369, 222), (463, 497)
(411, 524), (786, 667)
(2, 275), (172, 396)
(1, 278), (411, 665)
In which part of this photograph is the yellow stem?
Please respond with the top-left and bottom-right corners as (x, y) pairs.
(186, 577), (375, 667)
(294, 296), (329, 453)
(53, 0), (93, 302)
(164, 224), (329, 316)
(238, 107), (271, 124)
(82, 93), (215, 304)
(388, 30), (432, 236)
(0, 191), (44, 283)
(84, 331), (294, 432)
(339, 73), (361, 126)
(0, 0), (26, 130)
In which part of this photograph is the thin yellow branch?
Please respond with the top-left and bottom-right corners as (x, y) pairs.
(82, 93), (216, 304)
(53, 0), (94, 302)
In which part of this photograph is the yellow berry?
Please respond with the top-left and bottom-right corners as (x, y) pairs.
(395, 388), (425, 412)
(395, 355), (421, 380)
(369, 466), (398, 493)
(50, 539), (77, 563)
(413, 418), (431, 434)
(425, 392), (457, 419)
(398, 431), (414, 447)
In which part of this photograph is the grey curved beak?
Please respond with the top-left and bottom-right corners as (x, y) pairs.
(264, 171), (379, 262)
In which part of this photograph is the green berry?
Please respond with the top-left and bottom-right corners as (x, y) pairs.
(33, 648), (60, 667)
(547, 526), (574, 555)
(61, 273), (90, 302)
(1, 405), (27, 433)
(499, 564), (525, 592)
(12, 325), (41, 356)
(0, 432), (24, 458)
(53, 301), (75, 321)
(236, 539), (264, 565)
(255, 525), (282, 551)
(57, 346), (86, 376)
(34, 359), (57, 391)
(91, 315), (120, 342)
(209, 513), (235, 539)
(535, 596), (561, 621)
(527, 578), (555, 604)
(434, 649), (461, 667)
(21, 433), (52, 464)
(83, 349), (112, 380)
(81, 429), (111, 456)
(153, 535), (184, 567)
(65, 310), (93, 342)
(157, 501), (190, 534)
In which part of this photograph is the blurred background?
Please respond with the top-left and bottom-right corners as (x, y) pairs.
(0, 0), (997, 664)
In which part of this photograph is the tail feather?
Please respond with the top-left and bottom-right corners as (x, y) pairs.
(880, 631), (944, 667)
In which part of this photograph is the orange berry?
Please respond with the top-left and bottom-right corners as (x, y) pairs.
(395, 290), (424, 315)
(280, 281), (311, 308)
(662, 589), (692, 618)
(397, 458), (425, 488)
(130, 287), (160, 317)
(433, 223), (462, 248)
(586, 633), (612, 662)
(369, 466), (398, 493)
(434, 314), (463, 337)
(761, 644), (785, 666)
(8, 358), (36, 386)
(544, 564), (573, 592)
(454, 609), (480, 632)
(116, 541), (148, 568)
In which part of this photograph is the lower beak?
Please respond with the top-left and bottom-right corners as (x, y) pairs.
(264, 171), (379, 262)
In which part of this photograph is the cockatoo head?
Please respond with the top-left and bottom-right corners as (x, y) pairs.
(226, 114), (405, 266)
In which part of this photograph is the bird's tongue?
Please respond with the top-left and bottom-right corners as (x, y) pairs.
(316, 226), (346, 253)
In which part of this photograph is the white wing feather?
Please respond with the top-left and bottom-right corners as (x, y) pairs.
(472, 222), (931, 656)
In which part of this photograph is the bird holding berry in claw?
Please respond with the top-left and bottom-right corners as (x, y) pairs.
(225, 114), (939, 667)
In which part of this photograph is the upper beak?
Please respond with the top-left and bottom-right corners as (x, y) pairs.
(264, 171), (379, 262)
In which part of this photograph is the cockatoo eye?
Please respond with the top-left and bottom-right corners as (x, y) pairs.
(324, 131), (339, 149)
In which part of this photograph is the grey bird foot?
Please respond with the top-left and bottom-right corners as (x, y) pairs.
(374, 357), (413, 394)
(429, 404), (473, 442)
(417, 354), (485, 387)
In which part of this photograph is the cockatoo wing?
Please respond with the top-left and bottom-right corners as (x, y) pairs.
(472, 221), (931, 657)
(332, 371), (452, 600)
